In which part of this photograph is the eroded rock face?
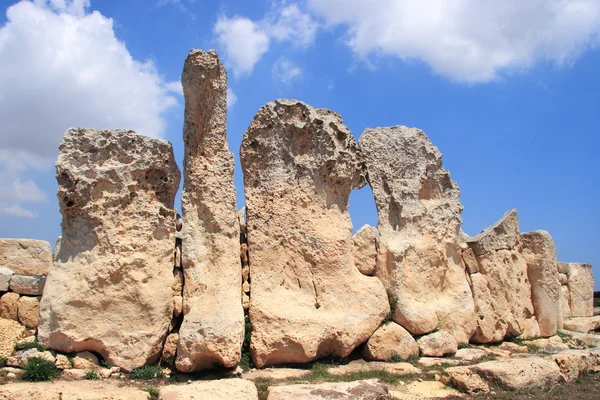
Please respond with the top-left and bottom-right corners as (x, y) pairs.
(0, 239), (52, 276)
(466, 210), (537, 343)
(359, 126), (475, 345)
(38, 128), (180, 371)
(566, 263), (594, 317)
(241, 100), (388, 368)
(352, 225), (378, 276)
(521, 231), (561, 337)
(177, 49), (244, 372)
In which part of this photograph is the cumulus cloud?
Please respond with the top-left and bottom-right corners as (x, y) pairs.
(0, 0), (178, 216)
(227, 88), (238, 108)
(0, 204), (38, 218)
(272, 57), (303, 85)
(308, 0), (600, 82)
(214, 1), (317, 78)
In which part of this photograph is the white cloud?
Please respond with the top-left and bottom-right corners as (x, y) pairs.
(308, 0), (600, 83)
(214, 16), (270, 78)
(0, 0), (178, 216)
(265, 2), (318, 47)
(214, 2), (318, 78)
(0, 204), (37, 218)
(272, 57), (303, 85)
(227, 88), (238, 108)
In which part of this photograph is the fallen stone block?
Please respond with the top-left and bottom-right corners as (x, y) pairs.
(563, 316), (600, 333)
(267, 379), (389, 400)
(159, 378), (258, 400)
(470, 357), (562, 390)
(9, 275), (45, 295)
(0, 239), (52, 276)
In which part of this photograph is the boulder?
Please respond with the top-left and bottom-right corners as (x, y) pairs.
(0, 381), (148, 399)
(521, 231), (560, 337)
(454, 348), (487, 362)
(177, 49), (244, 372)
(0, 239), (52, 276)
(551, 349), (600, 382)
(363, 322), (419, 361)
(470, 357), (562, 390)
(352, 225), (378, 276)
(445, 366), (490, 395)
(38, 128), (180, 372)
(162, 332), (179, 362)
(466, 210), (536, 343)
(8, 348), (55, 368)
(159, 379), (258, 400)
(55, 354), (71, 370)
(0, 267), (13, 291)
(416, 330), (458, 357)
(9, 275), (45, 296)
(0, 292), (19, 320)
(241, 100), (388, 367)
(359, 126), (476, 345)
(327, 360), (421, 376)
(72, 351), (99, 369)
(566, 263), (594, 317)
(267, 379), (389, 400)
(562, 316), (600, 333)
(0, 318), (23, 357)
(17, 296), (40, 328)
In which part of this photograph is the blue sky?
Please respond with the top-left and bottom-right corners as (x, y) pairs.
(0, 0), (599, 288)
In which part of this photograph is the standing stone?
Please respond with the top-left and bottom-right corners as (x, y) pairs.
(0, 239), (52, 276)
(177, 50), (244, 372)
(352, 225), (378, 276)
(17, 296), (40, 328)
(359, 126), (476, 345)
(241, 100), (388, 368)
(466, 210), (537, 343)
(566, 263), (594, 317)
(38, 128), (180, 372)
(521, 231), (560, 337)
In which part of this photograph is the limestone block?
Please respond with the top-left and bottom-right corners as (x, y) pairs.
(0, 267), (13, 291)
(17, 296), (40, 328)
(0, 292), (19, 320)
(9, 275), (45, 296)
(267, 379), (389, 400)
(352, 225), (378, 276)
(416, 330), (458, 357)
(159, 378), (258, 400)
(566, 263), (594, 317)
(0, 239), (52, 276)
(363, 322), (419, 361)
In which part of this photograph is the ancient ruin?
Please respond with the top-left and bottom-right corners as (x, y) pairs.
(0, 49), (598, 399)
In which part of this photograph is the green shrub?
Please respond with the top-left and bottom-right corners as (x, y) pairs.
(129, 365), (164, 380)
(0, 357), (7, 368)
(383, 289), (398, 324)
(239, 351), (252, 371)
(16, 339), (43, 352)
(145, 385), (160, 400)
(22, 357), (60, 382)
(388, 353), (403, 363)
(84, 370), (100, 380)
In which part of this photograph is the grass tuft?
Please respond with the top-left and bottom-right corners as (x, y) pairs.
(16, 339), (43, 352)
(129, 365), (164, 380)
(22, 357), (60, 382)
(0, 357), (6, 368)
(84, 369), (100, 380)
(145, 385), (160, 400)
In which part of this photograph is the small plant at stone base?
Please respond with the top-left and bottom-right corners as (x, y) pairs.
(383, 289), (398, 324)
(22, 357), (60, 382)
(388, 353), (404, 363)
(129, 365), (164, 380)
(239, 351), (252, 371)
(16, 339), (43, 352)
(84, 369), (100, 380)
(145, 385), (160, 400)
(0, 357), (7, 368)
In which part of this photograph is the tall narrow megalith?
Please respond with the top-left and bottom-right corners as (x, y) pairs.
(38, 128), (180, 371)
(241, 100), (389, 368)
(359, 126), (476, 345)
(177, 50), (244, 371)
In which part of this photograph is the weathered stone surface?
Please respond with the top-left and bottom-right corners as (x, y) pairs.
(352, 225), (378, 276)
(0, 267), (13, 291)
(8, 348), (55, 368)
(55, 354), (71, 370)
(566, 263), (594, 317)
(559, 329), (600, 347)
(416, 330), (458, 357)
(9, 275), (45, 295)
(363, 322), (419, 361)
(72, 351), (99, 369)
(522, 337), (569, 354)
(558, 273), (568, 285)
(563, 316), (600, 333)
(327, 359), (422, 376)
(0, 239), (52, 276)
(462, 248), (479, 275)
(177, 49), (244, 372)
(159, 379), (258, 400)
(0, 292), (19, 320)
(466, 210), (536, 343)
(417, 357), (463, 367)
(241, 100), (388, 367)
(162, 332), (178, 362)
(551, 349), (600, 382)
(454, 348), (487, 362)
(559, 285), (572, 328)
(17, 296), (40, 328)
(521, 231), (560, 337)
(445, 366), (490, 395)
(38, 128), (180, 372)
(389, 380), (464, 399)
(242, 368), (311, 381)
(558, 262), (571, 274)
(470, 357), (562, 390)
(0, 381), (148, 399)
(267, 379), (389, 400)
(0, 318), (23, 357)
(360, 126), (475, 345)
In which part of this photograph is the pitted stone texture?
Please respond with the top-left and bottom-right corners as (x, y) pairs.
(177, 49), (244, 372)
(470, 357), (562, 390)
(562, 316), (600, 333)
(0, 292), (19, 320)
(17, 296), (40, 328)
(9, 275), (45, 295)
(0, 381), (148, 400)
(159, 379), (258, 400)
(352, 225), (378, 276)
(38, 128), (180, 372)
(0, 239), (52, 276)
(0, 318), (23, 358)
(416, 330), (458, 357)
(466, 210), (536, 343)
(241, 100), (388, 368)
(360, 126), (475, 345)
(445, 366), (490, 395)
(267, 379), (389, 400)
(566, 263), (594, 317)
(521, 231), (560, 337)
(363, 322), (419, 361)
